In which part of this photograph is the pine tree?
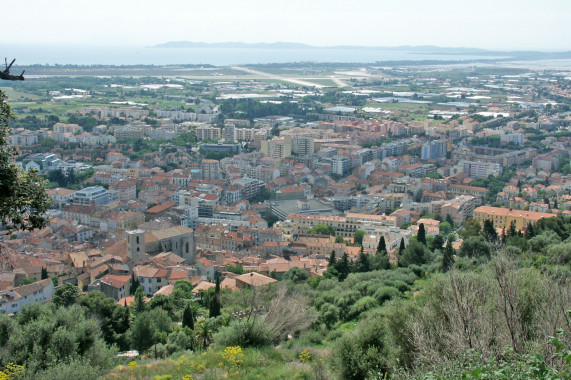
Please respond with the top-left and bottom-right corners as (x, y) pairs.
(41, 267), (48, 280)
(399, 238), (406, 254)
(377, 236), (387, 254)
(209, 277), (221, 318)
(182, 304), (194, 330)
(442, 238), (455, 272)
(417, 223), (426, 245)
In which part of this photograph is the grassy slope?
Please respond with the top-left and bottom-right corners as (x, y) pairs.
(102, 345), (328, 380)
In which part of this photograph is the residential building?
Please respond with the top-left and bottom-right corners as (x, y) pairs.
(73, 186), (118, 206)
(99, 274), (131, 301)
(134, 266), (169, 296)
(473, 206), (557, 231)
(201, 159), (220, 180)
(331, 155), (351, 176)
(0, 279), (55, 314)
(461, 160), (502, 179)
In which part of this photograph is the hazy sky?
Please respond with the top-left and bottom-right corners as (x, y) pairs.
(5, 0), (571, 50)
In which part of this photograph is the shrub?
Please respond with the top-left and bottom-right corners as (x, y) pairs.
(331, 316), (389, 379)
(348, 296), (378, 320)
(373, 286), (400, 304)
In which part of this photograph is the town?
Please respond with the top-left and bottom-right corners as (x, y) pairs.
(0, 60), (570, 378)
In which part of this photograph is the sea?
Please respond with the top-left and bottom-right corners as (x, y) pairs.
(1, 44), (509, 66)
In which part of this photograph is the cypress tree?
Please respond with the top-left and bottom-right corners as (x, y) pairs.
(417, 223), (426, 245)
(328, 250), (337, 267)
(41, 267), (48, 280)
(357, 246), (371, 272)
(134, 287), (146, 314)
(442, 238), (455, 272)
(524, 222), (535, 239)
(209, 277), (221, 318)
(182, 304), (194, 330)
(130, 272), (141, 295)
(446, 214), (455, 228)
(399, 238), (406, 254)
(377, 236), (387, 254)
(483, 219), (498, 243)
(336, 253), (350, 282)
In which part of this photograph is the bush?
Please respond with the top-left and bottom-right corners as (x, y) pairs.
(373, 286), (400, 304)
(214, 319), (272, 348)
(348, 296), (378, 320)
(30, 359), (101, 380)
(331, 316), (389, 379)
(318, 303), (339, 328)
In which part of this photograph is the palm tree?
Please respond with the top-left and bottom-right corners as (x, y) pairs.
(196, 318), (213, 349)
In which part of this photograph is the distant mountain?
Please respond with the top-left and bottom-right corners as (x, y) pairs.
(152, 42), (571, 60)
(154, 41), (314, 49)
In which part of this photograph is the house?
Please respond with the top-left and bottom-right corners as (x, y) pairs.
(0, 279), (55, 314)
(192, 281), (216, 295)
(98, 274), (131, 301)
(235, 272), (277, 289)
(134, 265), (169, 296)
(196, 257), (216, 282)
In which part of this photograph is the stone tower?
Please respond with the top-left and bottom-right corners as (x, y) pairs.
(126, 229), (146, 264)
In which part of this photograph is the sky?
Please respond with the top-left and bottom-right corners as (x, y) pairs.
(4, 0), (571, 51)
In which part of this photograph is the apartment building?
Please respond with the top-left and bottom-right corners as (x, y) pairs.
(196, 125), (221, 141)
(473, 206), (556, 231)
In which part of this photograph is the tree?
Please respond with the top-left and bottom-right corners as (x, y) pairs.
(377, 236), (387, 254)
(335, 235), (345, 244)
(308, 224), (335, 235)
(459, 235), (490, 259)
(439, 221), (452, 235)
(356, 246), (371, 272)
(328, 250), (337, 268)
(283, 267), (309, 283)
(335, 253), (350, 282)
(445, 214), (455, 228)
(0, 90), (51, 231)
(483, 219), (498, 243)
(41, 267), (48, 280)
(524, 222), (535, 239)
(182, 304), (195, 330)
(52, 284), (80, 308)
(399, 240), (430, 267)
(209, 277), (221, 318)
(441, 238), (455, 272)
(0, 59), (25, 81)
(507, 221), (517, 237)
(354, 230), (365, 246)
(134, 286), (146, 314)
(430, 234), (445, 252)
(417, 223), (427, 245)
(398, 238), (406, 255)
(129, 272), (141, 295)
(458, 218), (482, 240)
